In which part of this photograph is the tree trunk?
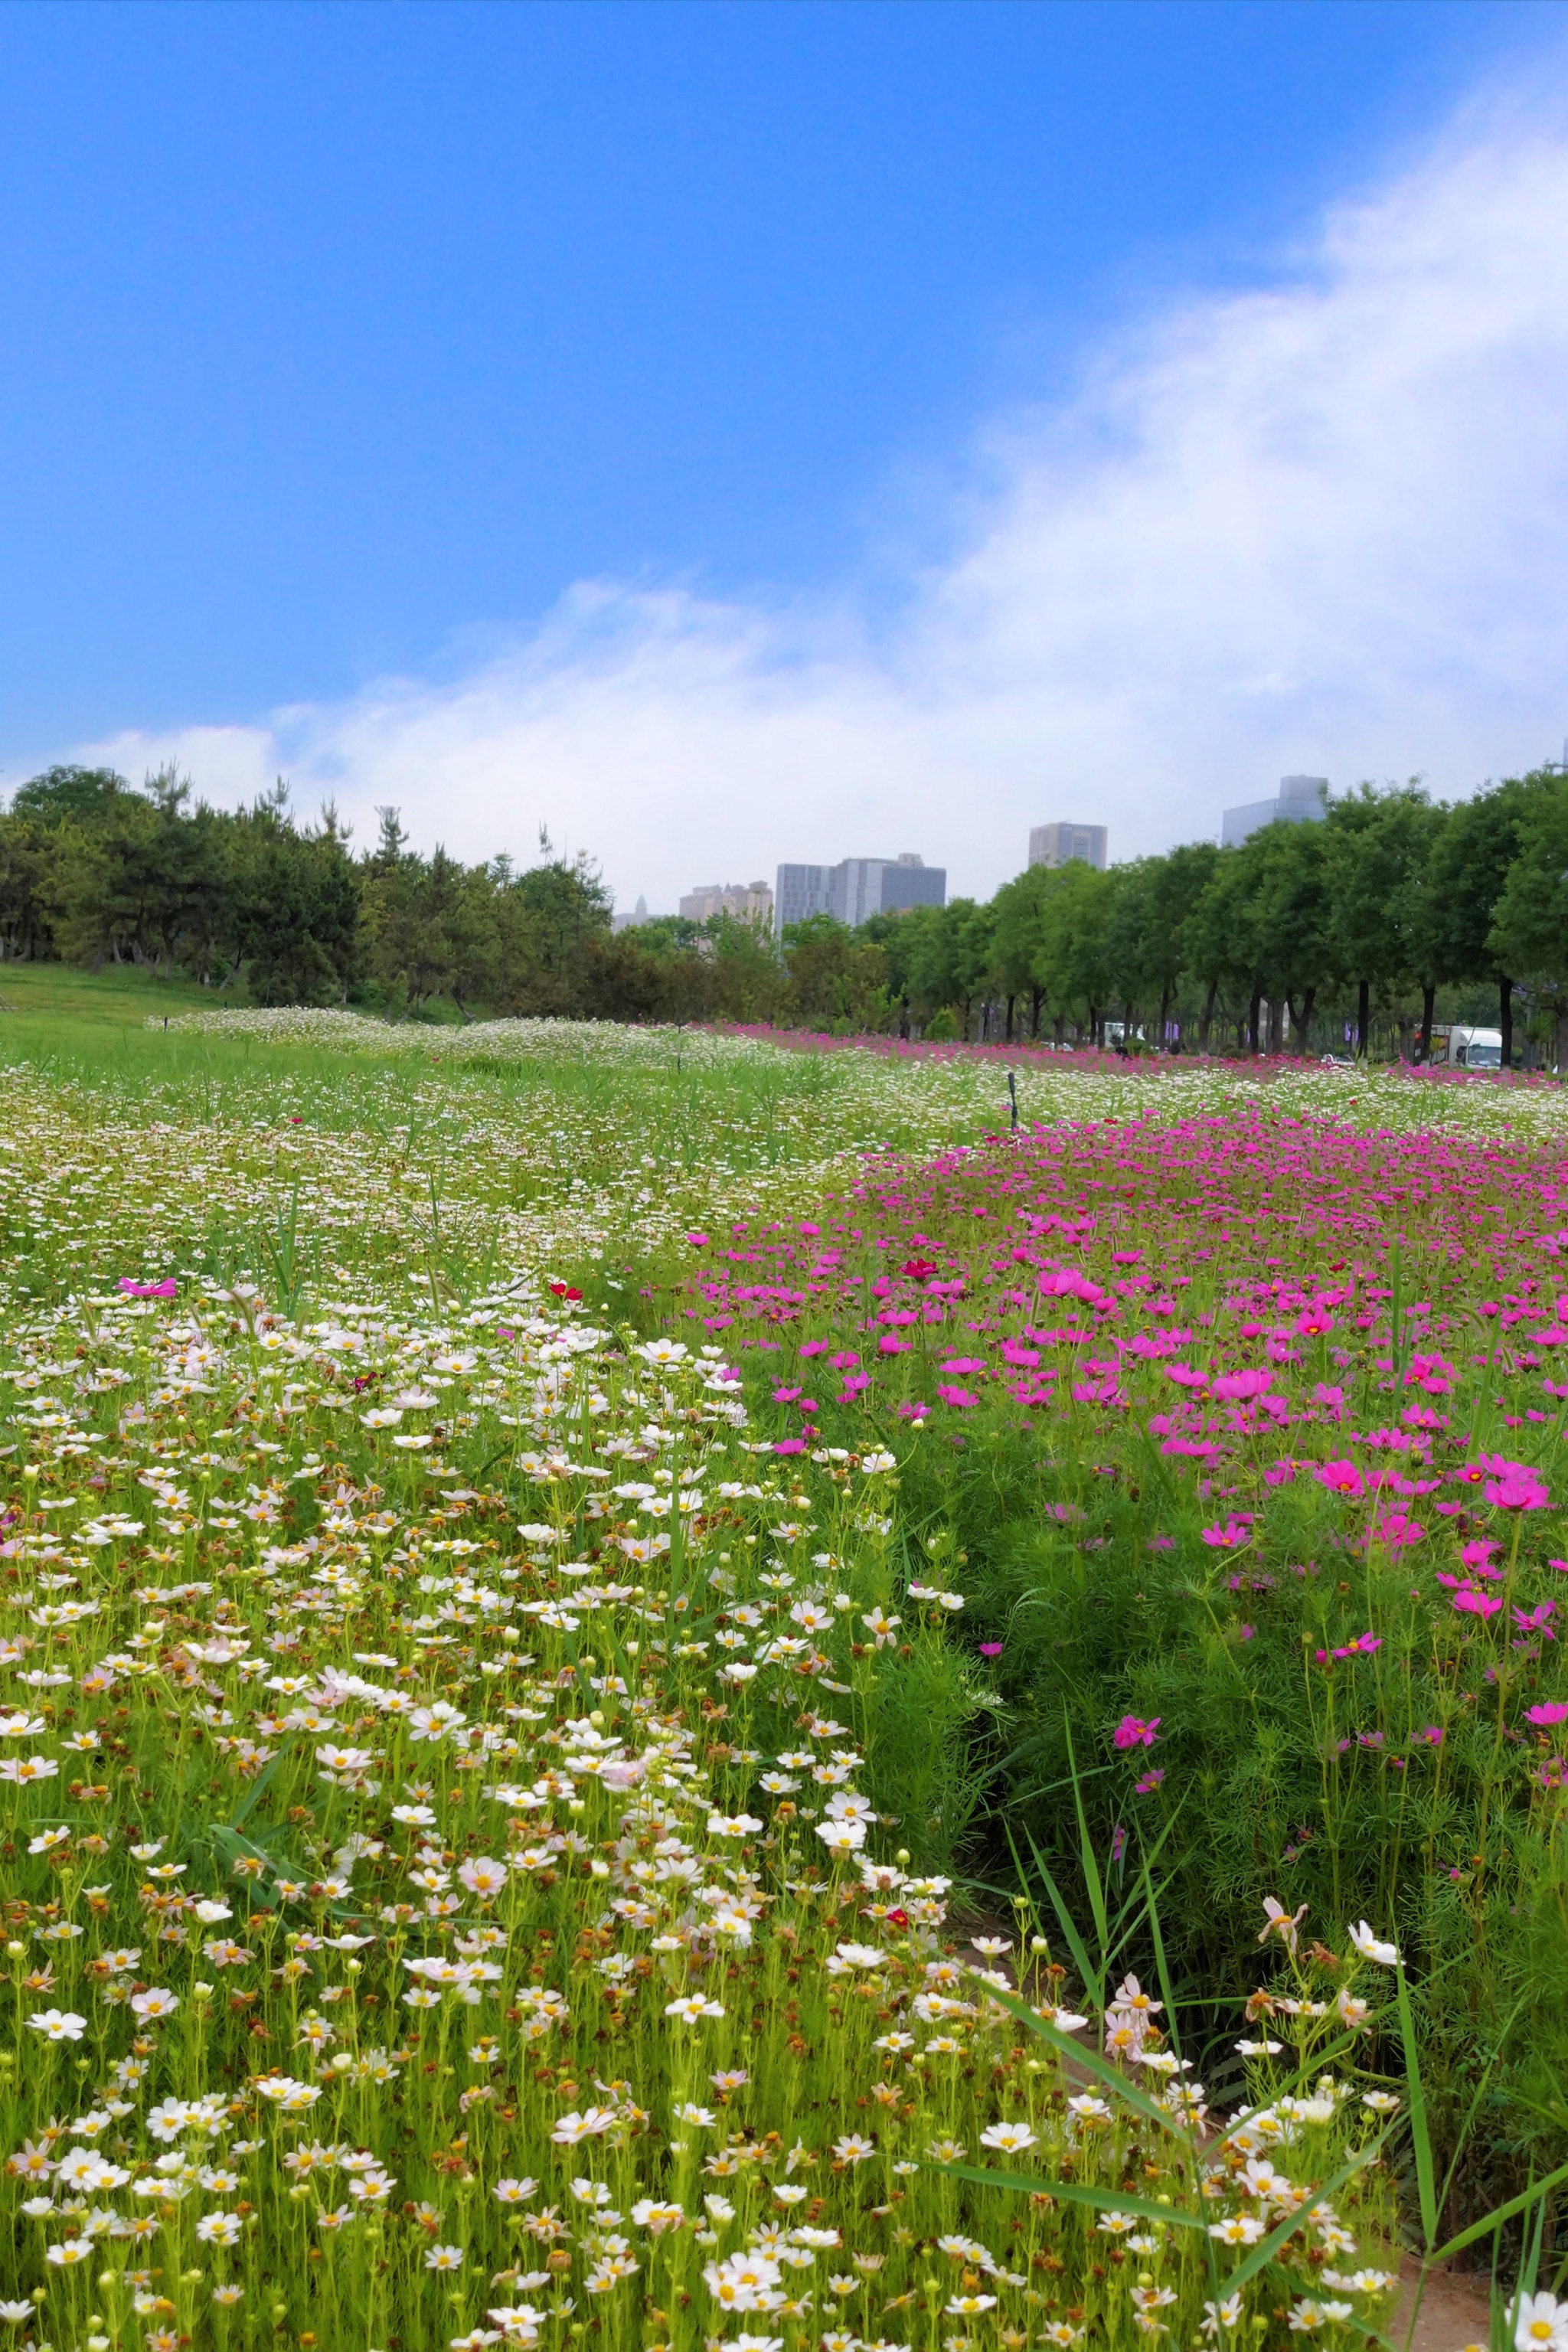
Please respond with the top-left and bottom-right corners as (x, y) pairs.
(1418, 982), (1436, 1066)
(1357, 978), (1370, 1059)
(1199, 979), (1217, 1052)
(1158, 981), (1172, 1047)
(1004, 993), (1014, 1042)
(1030, 985), (1041, 1038)
(1500, 975), (1514, 1073)
(1248, 988), (1263, 1054)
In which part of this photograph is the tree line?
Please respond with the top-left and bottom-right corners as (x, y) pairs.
(3, 760), (1566, 1061)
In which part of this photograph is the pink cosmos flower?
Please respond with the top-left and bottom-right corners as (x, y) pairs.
(936, 1385), (978, 1409)
(1113, 1715), (1160, 1749)
(1134, 1769), (1166, 1795)
(1485, 1468), (1550, 1510)
(1513, 1601), (1556, 1638)
(1201, 1518), (1252, 1549)
(1315, 1459), (1364, 1497)
(1451, 1588), (1503, 1620)
(119, 1277), (178, 1298)
(1210, 1369), (1274, 1402)
(1526, 1700), (1568, 1726)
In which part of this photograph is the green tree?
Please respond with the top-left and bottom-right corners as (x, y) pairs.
(1488, 776), (1568, 1073)
(1325, 783), (1432, 1058)
(782, 915), (891, 1031)
(1423, 773), (1557, 1069)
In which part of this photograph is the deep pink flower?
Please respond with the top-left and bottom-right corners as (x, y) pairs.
(978, 1642), (1004, 1658)
(119, 1277), (178, 1298)
(1113, 1715), (1161, 1749)
(1315, 1459), (1364, 1497)
(1452, 1588), (1503, 1620)
(936, 1384), (978, 1409)
(1133, 1769), (1166, 1795)
(1526, 1700), (1568, 1726)
(1485, 1470), (1550, 1510)
(1201, 1517), (1253, 1549)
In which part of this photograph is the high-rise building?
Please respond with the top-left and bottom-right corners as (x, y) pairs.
(777, 854), (945, 933)
(774, 864), (835, 933)
(678, 880), (773, 925)
(1029, 822), (1108, 871)
(1221, 775), (1328, 850)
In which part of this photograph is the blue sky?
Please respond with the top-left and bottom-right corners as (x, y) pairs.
(5, 1), (1568, 901)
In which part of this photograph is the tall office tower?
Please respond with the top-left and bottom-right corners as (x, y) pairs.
(774, 863), (835, 934)
(1220, 775), (1328, 850)
(1029, 822), (1109, 871)
(829, 854), (947, 925)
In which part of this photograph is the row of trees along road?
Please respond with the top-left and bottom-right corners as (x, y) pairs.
(2, 762), (1566, 1062)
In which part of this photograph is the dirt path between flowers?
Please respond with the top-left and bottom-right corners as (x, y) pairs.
(1396, 2259), (1492, 2352)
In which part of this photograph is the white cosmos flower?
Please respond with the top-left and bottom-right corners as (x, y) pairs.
(27, 2010), (87, 2042)
(1347, 1922), (1400, 1968)
(1514, 2294), (1568, 2352)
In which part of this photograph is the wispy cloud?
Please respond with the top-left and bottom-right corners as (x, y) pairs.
(83, 75), (1568, 909)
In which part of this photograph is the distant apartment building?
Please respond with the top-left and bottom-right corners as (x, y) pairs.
(1029, 822), (1108, 871)
(678, 879), (774, 925)
(774, 853), (946, 934)
(1221, 775), (1328, 850)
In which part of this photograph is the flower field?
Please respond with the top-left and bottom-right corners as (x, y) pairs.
(2, 1014), (1567, 2352)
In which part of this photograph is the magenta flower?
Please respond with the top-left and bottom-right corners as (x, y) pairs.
(1133, 1769), (1166, 1795)
(1113, 1715), (1161, 1749)
(1201, 1517), (1252, 1549)
(119, 1277), (178, 1298)
(1452, 1588), (1503, 1620)
(936, 1385), (978, 1409)
(1315, 1459), (1364, 1497)
(1485, 1469), (1550, 1510)
(772, 1437), (807, 1456)
(978, 1642), (1004, 1658)
(1526, 1700), (1568, 1726)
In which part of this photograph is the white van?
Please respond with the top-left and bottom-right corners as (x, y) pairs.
(1447, 1025), (1503, 1070)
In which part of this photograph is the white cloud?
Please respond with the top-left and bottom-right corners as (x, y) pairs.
(81, 78), (1568, 910)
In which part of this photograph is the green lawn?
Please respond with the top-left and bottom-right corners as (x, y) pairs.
(0, 956), (213, 1029)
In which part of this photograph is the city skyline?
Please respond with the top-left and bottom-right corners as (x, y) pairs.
(8, 6), (1568, 907)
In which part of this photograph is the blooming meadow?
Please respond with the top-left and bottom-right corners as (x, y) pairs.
(2, 1016), (1566, 2352)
